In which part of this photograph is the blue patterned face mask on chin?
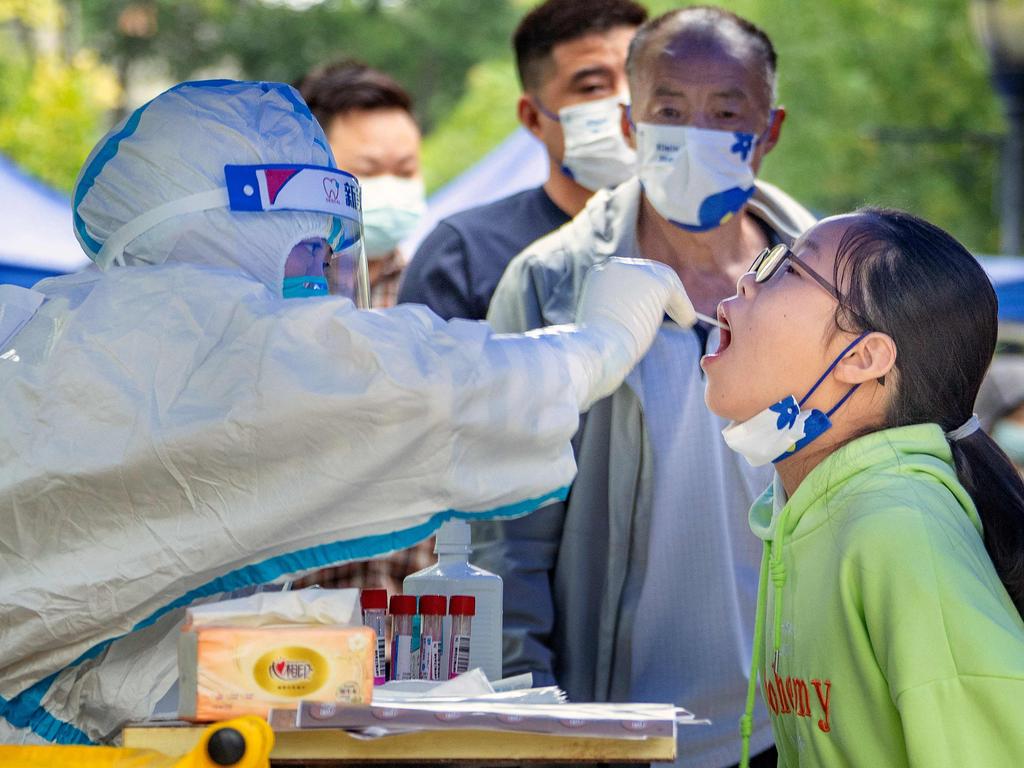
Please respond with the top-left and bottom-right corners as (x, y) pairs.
(720, 333), (869, 467)
(282, 275), (329, 299)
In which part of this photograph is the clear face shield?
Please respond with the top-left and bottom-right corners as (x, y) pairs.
(226, 164), (370, 307)
(323, 231), (371, 308)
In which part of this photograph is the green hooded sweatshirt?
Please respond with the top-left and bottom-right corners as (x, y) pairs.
(740, 423), (1024, 767)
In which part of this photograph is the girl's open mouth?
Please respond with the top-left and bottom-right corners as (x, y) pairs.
(701, 307), (731, 364)
(716, 321), (731, 354)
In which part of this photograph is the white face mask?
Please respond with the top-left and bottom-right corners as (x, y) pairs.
(720, 333), (868, 467)
(359, 175), (427, 260)
(541, 95), (636, 191)
(636, 122), (759, 232)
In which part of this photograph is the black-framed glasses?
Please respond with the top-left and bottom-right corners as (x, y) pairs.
(749, 243), (879, 335)
(749, 243), (841, 300)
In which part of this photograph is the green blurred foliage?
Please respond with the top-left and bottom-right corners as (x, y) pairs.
(77, 0), (519, 132)
(0, 0), (1009, 253)
(694, 0), (1005, 253)
(420, 58), (522, 191)
(0, 0), (119, 193)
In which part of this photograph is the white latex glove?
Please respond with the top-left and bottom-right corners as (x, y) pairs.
(520, 257), (696, 411)
(577, 256), (696, 346)
(573, 257), (696, 408)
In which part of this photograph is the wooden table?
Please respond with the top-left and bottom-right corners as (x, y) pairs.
(122, 723), (677, 764)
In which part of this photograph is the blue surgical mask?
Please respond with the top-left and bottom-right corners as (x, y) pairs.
(360, 175), (427, 260)
(282, 275), (329, 299)
(720, 333), (869, 467)
(993, 420), (1024, 466)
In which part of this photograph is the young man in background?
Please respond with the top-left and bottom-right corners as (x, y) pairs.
(295, 60), (431, 593)
(299, 59), (426, 308)
(398, 0), (646, 319)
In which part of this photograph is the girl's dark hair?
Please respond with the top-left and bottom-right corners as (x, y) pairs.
(834, 207), (1024, 616)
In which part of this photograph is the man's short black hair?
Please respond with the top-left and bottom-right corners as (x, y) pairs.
(627, 6), (777, 98)
(297, 59), (414, 130)
(513, 0), (648, 91)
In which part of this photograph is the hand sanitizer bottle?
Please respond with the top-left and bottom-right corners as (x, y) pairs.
(403, 520), (503, 681)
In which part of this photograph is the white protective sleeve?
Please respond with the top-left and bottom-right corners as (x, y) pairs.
(537, 257), (696, 411)
(0, 264), (587, 741)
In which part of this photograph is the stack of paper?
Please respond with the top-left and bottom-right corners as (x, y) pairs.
(292, 699), (704, 740)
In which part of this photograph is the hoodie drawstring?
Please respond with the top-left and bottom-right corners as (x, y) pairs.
(739, 506), (790, 768)
(770, 506), (791, 664)
(739, 545), (769, 768)
(769, 542), (788, 670)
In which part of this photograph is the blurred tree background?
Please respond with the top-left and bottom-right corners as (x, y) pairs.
(0, 0), (120, 191)
(0, 0), (1009, 252)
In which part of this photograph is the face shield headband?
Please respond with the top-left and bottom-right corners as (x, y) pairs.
(92, 164), (367, 303)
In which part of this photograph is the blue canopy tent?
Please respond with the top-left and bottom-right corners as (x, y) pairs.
(400, 127), (550, 257)
(980, 256), (1024, 325)
(0, 153), (90, 287)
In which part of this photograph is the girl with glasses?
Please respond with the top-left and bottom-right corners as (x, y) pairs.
(702, 208), (1024, 768)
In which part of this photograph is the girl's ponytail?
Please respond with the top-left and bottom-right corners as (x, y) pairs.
(950, 428), (1024, 617)
(834, 208), (1024, 620)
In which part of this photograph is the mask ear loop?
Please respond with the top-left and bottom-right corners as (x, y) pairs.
(533, 97), (561, 122)
(756, 108), (778, 148)
(825, 381), (862, 417)
(798, 331), (870, 408)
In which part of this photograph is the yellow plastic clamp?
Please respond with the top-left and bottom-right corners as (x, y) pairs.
(0, 716), (274, 768)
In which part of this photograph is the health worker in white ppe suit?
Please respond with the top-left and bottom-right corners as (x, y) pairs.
(0, 79), (697, 745)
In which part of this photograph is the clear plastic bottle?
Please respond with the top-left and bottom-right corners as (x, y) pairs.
(403, 520), (503, 681)
(388, 594), (417, 681)
(360, 588), (387, 685)
(417, 595), (447, 681)
(447, 595), (475, 680)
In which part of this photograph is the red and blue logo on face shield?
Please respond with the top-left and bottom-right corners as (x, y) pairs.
(224, 164), (361, 220)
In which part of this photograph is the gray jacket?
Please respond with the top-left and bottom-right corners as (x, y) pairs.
(476, 178), (816, 703)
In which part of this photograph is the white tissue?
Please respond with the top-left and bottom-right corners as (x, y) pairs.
(185, 588), (361, 627)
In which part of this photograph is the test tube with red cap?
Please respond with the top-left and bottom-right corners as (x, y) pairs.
(360, 589), (388, 685)
(417, 595), (447, 681)
(447, 595), (476, 679)
(389, 594), (417, 681)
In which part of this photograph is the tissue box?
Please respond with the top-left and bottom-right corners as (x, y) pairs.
(178, 624), (375, 721)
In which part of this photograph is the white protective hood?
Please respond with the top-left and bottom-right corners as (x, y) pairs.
(72, 79), (356, 294)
